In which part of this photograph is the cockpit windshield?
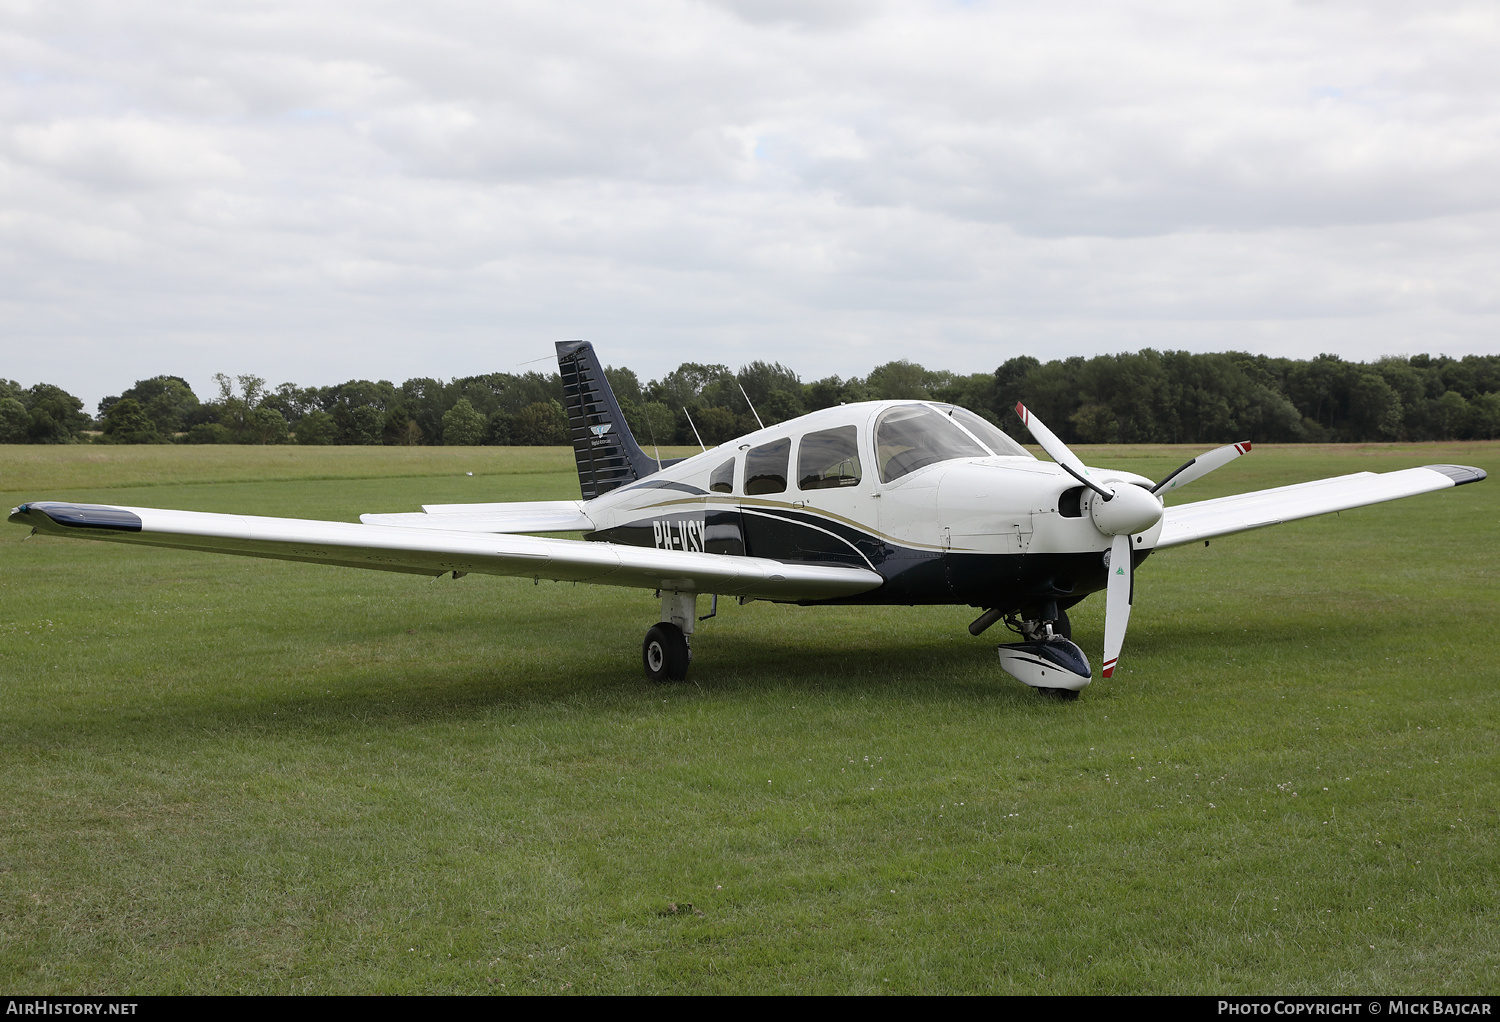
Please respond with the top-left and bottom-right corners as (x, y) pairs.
(874, 404), (991, 482)
(936, 405), (1033, 459)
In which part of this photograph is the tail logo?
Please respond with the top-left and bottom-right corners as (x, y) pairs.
(589, 424), (613, 438)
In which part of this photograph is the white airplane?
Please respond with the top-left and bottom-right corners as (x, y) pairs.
(8, 340), (1487, 698)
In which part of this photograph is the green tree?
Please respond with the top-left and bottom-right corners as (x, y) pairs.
(261, 382), (320, 425)
(1347, 371), (1404, 441)
(510, 401), (570, 445)
(99, 398), (165, 444)
(381, 407), (421, 446)
(760, 390), (804, 425)
(648, 363), (731, 410)
(101, 376), (199, 436)
(401, 377), (454, 444)
(693, 405), (738, 445)
(867, 361), (933, 400)
(24, 384), (90, 442)
(486, 411), (513, 445)
(604, 366), (645, 406)
(442, 398), (487, 446)
(294, 410), (339, 445)
(634, 401), (676, 447)
(241, 407), (291, 444)
(0, 397), (30, 443)
(737, 360), (803, 408)
(349, 406), (383, 444)
(804, 375), (868, 411)
(1434, 390), (1472, 440)
(1471, 392), (1500, 440)
(1069, 403), (1120, 443)
(186, 422), (232, 444)
(994, 356), (1041, 416)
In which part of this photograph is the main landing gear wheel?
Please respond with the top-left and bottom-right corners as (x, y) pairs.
(643, 623), (690, 682)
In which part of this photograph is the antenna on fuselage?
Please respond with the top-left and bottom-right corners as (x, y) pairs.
(643, 411), (663, 470)
(682, 407), (707, 452)
(736, 379), (766, 431)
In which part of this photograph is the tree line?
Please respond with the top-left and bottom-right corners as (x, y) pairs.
(4, 350), (1500, 447)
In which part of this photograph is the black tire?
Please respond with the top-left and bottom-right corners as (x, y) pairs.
(1037, 687), (1080, 701)
(1051, 609), (1072, 640)
(643, 623), (690, 682)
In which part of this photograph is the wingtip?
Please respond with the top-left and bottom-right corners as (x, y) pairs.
(7, 501), (142, 533)
(1424, 464), (1486, 486)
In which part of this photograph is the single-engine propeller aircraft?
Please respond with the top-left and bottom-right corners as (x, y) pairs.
(9, 341), (1487, 698)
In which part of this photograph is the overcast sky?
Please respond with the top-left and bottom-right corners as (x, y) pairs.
(3, 0), (1498, 410)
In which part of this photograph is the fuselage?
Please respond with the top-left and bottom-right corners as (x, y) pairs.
(579, 400), (1160, 610)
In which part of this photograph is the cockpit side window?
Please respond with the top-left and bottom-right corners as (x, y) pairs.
(710, 457), (736, 494)
(744, 438), (790, 495)
(875, 404), (990, 483)
(798, 426), (862, 490)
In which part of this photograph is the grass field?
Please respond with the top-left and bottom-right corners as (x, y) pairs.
(1, 441), (1497, 994)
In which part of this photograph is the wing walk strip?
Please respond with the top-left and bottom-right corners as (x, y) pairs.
(11, 503), (883, 602)
(360, 501), (595, 534)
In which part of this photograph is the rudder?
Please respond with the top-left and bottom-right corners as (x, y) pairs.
(556, 340), (664, 500)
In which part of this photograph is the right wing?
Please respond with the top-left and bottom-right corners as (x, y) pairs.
(9, 502), (882, 602)
(1155, 464), (1486, 549)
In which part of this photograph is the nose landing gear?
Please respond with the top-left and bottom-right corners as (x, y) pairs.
(994, 603), (1090, 698)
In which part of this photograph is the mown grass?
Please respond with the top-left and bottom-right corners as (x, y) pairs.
(1, 442), (1496, 994)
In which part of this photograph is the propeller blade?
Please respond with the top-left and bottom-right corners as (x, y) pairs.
(1151, 441), (1252, 495)
(1101, 532), (1133, 679)
(1014, 403), (1114, 500)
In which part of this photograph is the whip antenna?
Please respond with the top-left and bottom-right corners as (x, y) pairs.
(683, 407), (707, 452)
(736, 379), (766, 430)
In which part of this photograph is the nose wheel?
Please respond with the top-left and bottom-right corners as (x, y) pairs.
(643, 622), (691, 682)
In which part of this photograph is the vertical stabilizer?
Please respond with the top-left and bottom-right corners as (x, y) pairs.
(556, 340), (664, 500)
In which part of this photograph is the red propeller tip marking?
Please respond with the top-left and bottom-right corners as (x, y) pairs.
(1015, 402), (1027, 422)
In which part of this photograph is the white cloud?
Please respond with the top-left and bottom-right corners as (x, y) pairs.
(0, 0), (1497, 410)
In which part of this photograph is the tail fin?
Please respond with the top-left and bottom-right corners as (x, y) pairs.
(556, 340), (670, 500)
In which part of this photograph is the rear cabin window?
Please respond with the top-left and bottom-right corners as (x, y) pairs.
(710, 458), (736, 493)
(744, 438), (790, 495)
(798, 426), (862, 490)
(875, 404), (990, 483)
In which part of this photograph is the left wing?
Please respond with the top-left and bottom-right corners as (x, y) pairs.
(1156, 464), (1486, 549)
(8, 502), (882, 602)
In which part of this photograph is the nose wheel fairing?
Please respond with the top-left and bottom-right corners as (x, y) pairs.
(996, 637), (1093, 693)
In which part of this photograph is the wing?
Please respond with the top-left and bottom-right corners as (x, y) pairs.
(8, 502), (882, 602)
(360, 500), (594, 534)
(1155, 464), (1486, 549)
